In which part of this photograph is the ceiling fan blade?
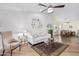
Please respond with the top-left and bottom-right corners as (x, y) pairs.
(53, 5), (65, 8)
(38, 3), (47, 7)
(41, 8), (48, 12)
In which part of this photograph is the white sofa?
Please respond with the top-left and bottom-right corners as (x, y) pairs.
(27, 29), (50, 45)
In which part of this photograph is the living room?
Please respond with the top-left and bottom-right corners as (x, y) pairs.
(0, 3), (79, 56)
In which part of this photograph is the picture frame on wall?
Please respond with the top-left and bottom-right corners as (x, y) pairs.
(31, 18), (42, 29)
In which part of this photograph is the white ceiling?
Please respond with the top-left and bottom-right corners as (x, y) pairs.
(0, 3), (79, 21)
(0, 3), (65, 12)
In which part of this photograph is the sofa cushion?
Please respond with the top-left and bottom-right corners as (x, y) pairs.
(32, 34), (38, 38)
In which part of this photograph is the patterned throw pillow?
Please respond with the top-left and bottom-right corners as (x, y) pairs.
(33, 34), (38, 38)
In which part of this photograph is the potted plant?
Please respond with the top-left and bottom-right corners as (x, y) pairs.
(47, 24), (53, 38)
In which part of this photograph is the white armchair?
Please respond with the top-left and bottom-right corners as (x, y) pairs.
(0, 31), (21, 56)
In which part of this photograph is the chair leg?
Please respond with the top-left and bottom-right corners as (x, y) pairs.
(19, 45), (21, 51)
(2, 49), (5, 56)
(10, 50), (13, 56)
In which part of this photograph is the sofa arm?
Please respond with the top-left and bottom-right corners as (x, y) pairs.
(27, 34), (34, 40)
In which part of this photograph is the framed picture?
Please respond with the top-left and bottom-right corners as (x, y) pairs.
(31, 18), (42, 29)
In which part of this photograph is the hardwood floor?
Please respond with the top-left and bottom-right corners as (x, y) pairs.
(60, 37), (79, 56)
(5, 36), (79, 56)
(12, 44), (40, 56)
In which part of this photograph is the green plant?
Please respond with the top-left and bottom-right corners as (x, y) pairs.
(48, 29), (53, 38)
(47, 24), (53, 38)
(47, 24), (52, 29)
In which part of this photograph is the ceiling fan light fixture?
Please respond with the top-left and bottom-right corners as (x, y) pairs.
(47, 8), (54, 13)
(40, 9), (42, 12)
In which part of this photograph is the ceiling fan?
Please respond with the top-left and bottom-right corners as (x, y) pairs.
(38, 3), (65, 13)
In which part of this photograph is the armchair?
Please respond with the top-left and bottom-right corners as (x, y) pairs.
(0, 31), (21, 56)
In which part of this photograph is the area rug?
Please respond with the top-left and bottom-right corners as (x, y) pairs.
(31, 42), (69, 56)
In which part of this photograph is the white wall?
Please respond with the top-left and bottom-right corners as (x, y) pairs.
(53, 3), (79, 21)
(0, 10), (55, 32)
(1, 3), (79, 32)
(53, 3), (79, 32)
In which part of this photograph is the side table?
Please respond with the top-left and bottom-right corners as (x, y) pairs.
(18, 36), (28, 45)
